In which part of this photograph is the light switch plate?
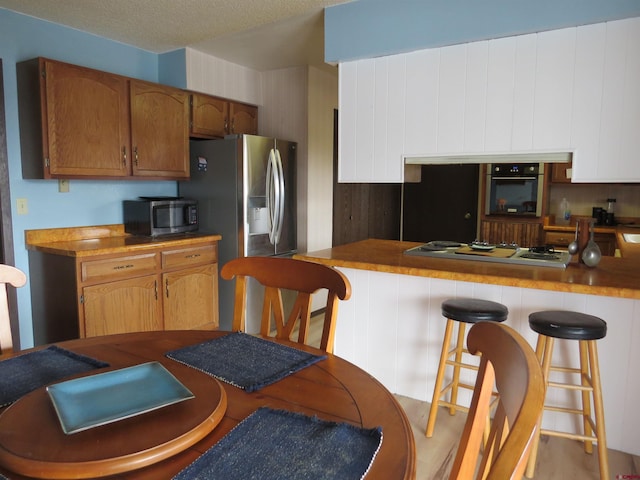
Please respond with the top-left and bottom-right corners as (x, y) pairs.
(58, 179), (70, 192)
(16, 198), (28, 215)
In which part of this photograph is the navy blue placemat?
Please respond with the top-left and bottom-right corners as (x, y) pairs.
(166, 332), (326, 392)
(173, 407), (383, 480)
(0, 345), (109, 407)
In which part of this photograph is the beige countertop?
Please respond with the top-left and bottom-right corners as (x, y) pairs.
(295, 239), (640, 300)
(25, 224), (222, 257)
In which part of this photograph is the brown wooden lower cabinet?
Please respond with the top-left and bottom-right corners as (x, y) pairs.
(480, 220), (543, 247)
(29, 240), (219, 345)
(545, 230), (617, 256)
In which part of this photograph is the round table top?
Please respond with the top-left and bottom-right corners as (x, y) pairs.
(0, 330), (416, 479)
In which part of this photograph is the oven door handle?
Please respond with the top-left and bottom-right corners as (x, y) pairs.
(491, 176), (538, 180)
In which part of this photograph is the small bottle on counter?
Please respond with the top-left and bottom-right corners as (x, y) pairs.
(557, 198), (571, 225)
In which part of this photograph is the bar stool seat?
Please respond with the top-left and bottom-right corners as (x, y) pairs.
(425, 298), (508, 437)
(525, 310), (608, 479)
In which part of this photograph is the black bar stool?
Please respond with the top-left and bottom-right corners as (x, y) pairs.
(425, 298), (508, 437)
(525, 310), (608, 479)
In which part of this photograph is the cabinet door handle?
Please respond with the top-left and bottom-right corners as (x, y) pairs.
(185, 254), (201, 259)
(155, 280), (158, 300)
(134, 146), (139, 166)
(122, 146), (127, 166)
(165, 278), (170, 298)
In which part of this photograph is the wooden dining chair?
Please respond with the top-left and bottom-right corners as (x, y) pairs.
(0, 264), (27, 356)
(220, 256), (351, 354)
(448, 321), (545, 480)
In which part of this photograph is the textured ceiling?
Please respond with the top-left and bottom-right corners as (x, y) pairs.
(0, 0), (353, 70)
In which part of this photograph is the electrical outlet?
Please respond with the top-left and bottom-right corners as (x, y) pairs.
(58, 179), (70, 193)
(16, 198), (28, 215)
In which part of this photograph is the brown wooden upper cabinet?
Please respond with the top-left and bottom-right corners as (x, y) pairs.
(130, 80), (189, 179)
(17, 57), (190, 180)
(551, 161), (572, 183)
(190, 92), (258, 139)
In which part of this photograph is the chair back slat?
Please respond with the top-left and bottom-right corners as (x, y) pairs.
(449, 322), (545, 480)
(221, 257), (351, 353)
(0, 264), (27, 355)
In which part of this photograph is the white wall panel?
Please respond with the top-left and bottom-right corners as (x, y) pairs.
(354, 60), (376, 181)
(511, 33), (537, 150)
(404, 49), (440, 155)
(570, 23), (606, 182)
(334, 267), (640, 456)
(463, 41), (489, 152)
(485, 37), (517, 152)
(337, 18), (640, 183)
(621, 301), (640, 453)
(386, 55), (407, 181)
(598, 20), (628, 180)
(619, 18), (640, 181)
(185, 48), (261, 105)
(437, 43), (467, 153)
(372, 57), (390, 180)
(366, 272), (400, 391)
(307, 67), (338, 253)
(338, 62), (358, 181)
(533, 28), (575, 150)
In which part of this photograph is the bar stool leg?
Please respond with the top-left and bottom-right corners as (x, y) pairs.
(525, 335), (554, 479)
(425, 319), (455, 437)
(589, 340), (609, 480)
(449, 322), (466, 415)
(579, 340), (594, 454)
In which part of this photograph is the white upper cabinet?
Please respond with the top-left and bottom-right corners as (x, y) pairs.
(339, 17), (640, 183)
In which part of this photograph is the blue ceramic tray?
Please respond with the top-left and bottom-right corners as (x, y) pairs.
(46, 362), (194, 434)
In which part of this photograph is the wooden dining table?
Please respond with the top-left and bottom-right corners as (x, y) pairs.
(0, 330), (416, 479)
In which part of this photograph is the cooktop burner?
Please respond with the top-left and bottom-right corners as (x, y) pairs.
(404, 242), (572, 268)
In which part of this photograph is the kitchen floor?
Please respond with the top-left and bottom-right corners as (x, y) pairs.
(305, 314), (640, 479)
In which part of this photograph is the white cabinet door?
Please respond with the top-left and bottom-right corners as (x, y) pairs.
(573, 17), (640, 182)
(339, 58), (405, 183)
(437, 43), (467, 153)
(570, 22), (606, 182)
(484, 37), (517, 152)
(338, 62), (358, 181)
(404, 49), (439, 156)
(463, 41), (489, 152)
(511, 34), (537, 150)
(618, 18), (640, 182)
(533, 28), (575, 150)
(338, 18), (640, 184)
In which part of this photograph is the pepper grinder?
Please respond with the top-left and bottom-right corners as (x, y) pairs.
(577, 217), (592, 263)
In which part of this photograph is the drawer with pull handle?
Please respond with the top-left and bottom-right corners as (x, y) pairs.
(544, 232), (573, 246)
(81, 253), (159, 283)
(162, 244), (217, 269)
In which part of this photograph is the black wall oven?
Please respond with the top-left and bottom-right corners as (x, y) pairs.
(485, 163), (544, 217)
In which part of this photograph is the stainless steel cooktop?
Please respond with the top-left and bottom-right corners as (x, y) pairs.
(404, 241), (572, 269)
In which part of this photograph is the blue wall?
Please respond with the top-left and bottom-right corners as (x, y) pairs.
(1, 9), (187, 348)
(325, 0), (640, 62)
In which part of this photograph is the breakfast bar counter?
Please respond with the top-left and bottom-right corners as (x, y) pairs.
(295, 239), (640, 457)
(295, 239), (640, 299)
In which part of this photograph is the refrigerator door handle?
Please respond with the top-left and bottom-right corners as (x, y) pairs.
(274, 148), (286, 244)
(266, 148), (280, 245)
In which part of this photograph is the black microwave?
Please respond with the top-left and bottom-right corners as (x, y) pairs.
(124, 197), (198, 236)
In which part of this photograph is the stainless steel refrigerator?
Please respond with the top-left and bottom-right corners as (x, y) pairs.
(179, 134), (297, 333)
